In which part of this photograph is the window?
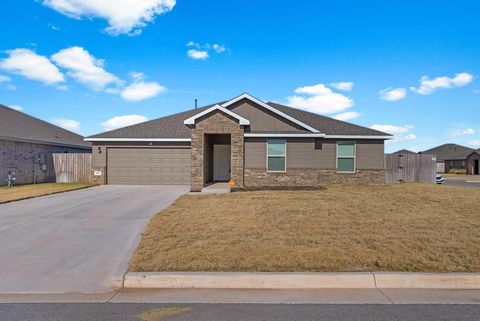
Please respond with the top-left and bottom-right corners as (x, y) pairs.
(267, 139), (286, 172)
(337, 142), (356, 173)
(314, 138), (323, 150)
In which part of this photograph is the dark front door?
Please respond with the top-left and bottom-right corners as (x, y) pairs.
(475, 160), (479, 175)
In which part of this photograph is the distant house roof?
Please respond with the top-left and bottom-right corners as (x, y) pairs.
(421, 143), (474, 161)
(87, 95), (391, 140)
(392, 149), (416, 155)
(0, 104), (90, 149)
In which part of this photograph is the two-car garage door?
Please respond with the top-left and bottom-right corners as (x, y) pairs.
(107, 148), (190, 185)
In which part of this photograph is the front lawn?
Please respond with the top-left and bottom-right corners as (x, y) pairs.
(0, 182), (95, 204)
(130, 184), (480, 273)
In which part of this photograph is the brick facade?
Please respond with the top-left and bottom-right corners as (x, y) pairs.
(244, 168), (385, 187)
(0, 139), (90, 186)
(190, 111), (245, 191)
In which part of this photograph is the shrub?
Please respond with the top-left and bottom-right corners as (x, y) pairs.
(448, 168), (467, 175)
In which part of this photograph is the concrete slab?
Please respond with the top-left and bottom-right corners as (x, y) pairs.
(112, 288), (390, 304)
(0, 185), (188, 294)
(383, 289), (480, 304)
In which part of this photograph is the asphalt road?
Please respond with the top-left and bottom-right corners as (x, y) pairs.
(444, 179), (480, 188)
(1, 303), (479, 321)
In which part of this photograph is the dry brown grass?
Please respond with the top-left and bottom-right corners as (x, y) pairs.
(130, 184), (480, 273)
(0, 183), (94, 204)
(139, 307), (191, 321)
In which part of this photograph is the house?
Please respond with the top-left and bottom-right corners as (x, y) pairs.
(0, 104), (91, 185)
(392, 149), (416, 155)
(421, 143), (474, 174)
(466, 149), (480, 175)
(85, 93), (392, 191)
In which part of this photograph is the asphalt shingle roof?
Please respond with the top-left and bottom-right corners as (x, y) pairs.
(88, 100), (391, 139)
(0, 104), (90, 148)
(421, 143), (474, 161)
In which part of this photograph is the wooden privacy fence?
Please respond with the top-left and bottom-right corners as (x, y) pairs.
(385, 153), (436, 184)
(52, 153), (91, 183)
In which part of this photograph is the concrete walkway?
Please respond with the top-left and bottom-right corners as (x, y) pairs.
(0, 185), (188, 294)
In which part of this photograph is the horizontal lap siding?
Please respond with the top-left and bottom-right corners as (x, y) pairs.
(107, 148), (190, 185)
(245, 138), (384, 170)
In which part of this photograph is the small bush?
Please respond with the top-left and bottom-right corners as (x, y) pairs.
(448, 168), (467, 175)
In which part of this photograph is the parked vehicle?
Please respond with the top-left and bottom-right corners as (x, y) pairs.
(436, 174), (445, 184)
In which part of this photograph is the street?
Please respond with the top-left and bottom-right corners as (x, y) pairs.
(1, 303), (479, 321)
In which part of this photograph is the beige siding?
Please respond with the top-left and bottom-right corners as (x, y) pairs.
(245, 138), (384, 170)
(229, 100), (305, 132)
(356, 140), (385, 170)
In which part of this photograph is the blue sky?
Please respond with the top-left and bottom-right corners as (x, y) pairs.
(0, 0), (479, 152)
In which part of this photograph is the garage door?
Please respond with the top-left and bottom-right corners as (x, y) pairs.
(107, 148), (191, 185)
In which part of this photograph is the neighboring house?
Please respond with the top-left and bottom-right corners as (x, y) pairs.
(466, 149), (480, 175)
(86, 93), (392, 191)
(421, 143), (474, 174)
(0, 104), (91, 185)
(392, 149), (416, 155)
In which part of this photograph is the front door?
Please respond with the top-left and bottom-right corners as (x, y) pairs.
(475, 160), (479, 175)
(213, 145), (231, 181)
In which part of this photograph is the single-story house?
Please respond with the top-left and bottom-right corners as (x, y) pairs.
(466, 149), (480, 175)
(85, 93), (392, 191)
(0, 104), (91, 185)
(421, 143), (475, 174)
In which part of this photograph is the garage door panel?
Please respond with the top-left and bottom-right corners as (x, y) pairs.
(107, 148), (191, 185)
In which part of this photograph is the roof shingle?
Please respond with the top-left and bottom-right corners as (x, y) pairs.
(0, 104), (90, 148)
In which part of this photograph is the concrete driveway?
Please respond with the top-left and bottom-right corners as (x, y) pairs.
(0, 185), (189, 294)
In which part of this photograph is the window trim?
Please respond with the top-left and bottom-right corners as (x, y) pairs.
(336, 141), (356, 173)
(266, 139), (287, 173)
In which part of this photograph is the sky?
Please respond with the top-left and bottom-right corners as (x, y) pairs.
(0, 0), (479, 152)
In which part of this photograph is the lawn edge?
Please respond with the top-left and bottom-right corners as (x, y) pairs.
(123, 272), (480, 290)
(0, 184), (97, 205)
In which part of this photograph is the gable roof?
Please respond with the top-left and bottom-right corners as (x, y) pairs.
(86, 94), (392, 140)
(392, 149), (416, 155)
(0, 104), (90, 149)
(184, 104), (250, 126)
(421, 143), (474, 161)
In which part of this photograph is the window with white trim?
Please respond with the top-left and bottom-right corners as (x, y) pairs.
(267, 139), (286, 172)
(337, 141), (356, 173)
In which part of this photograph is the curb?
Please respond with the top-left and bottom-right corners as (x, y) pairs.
(124, 272), (480, 290)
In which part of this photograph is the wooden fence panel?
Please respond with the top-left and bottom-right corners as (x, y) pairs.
(52, 153), (91, 183)
(385, 154), (436, 184)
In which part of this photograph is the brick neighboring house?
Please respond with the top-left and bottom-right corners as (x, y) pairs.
(0, 104), (91, 186)
(421, 143), (475, 174)
(86, 93), (393, 191)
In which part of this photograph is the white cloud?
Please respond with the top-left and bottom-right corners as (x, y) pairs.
(9, 105), (23, 111)
(467, 140), (480, 148)
(371, 124), (413, 134)
(51, 46), (120, 91)
(120, 72), (166, 101)
(379, 87), (407, 101)
(186, 42), (227, 60)
(42, 0), (176, 35)
(371, 124), (416, 141)
(0, 48), (65, 85)
(212, 44), (227, 53)
(0, 75), (11, 82)
(286, 83), (354, 114)
(187, 49), (209, 60)
(333, 111), (359, 121)
(330, 82), (354, 91)
(410, 72), (474, 95)
(0, 74), (16, 90)
(451, 128), (475, 137)
(102, 114), (148, 131)
(52, 118), (81, 132)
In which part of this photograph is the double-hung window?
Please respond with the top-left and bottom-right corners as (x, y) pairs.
(267, 139), (286, 172)
(337, 141), (356, 173)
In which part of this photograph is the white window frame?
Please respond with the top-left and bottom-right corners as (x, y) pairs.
(266, 139), (287, 173)
(336, 141), (356, 173)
